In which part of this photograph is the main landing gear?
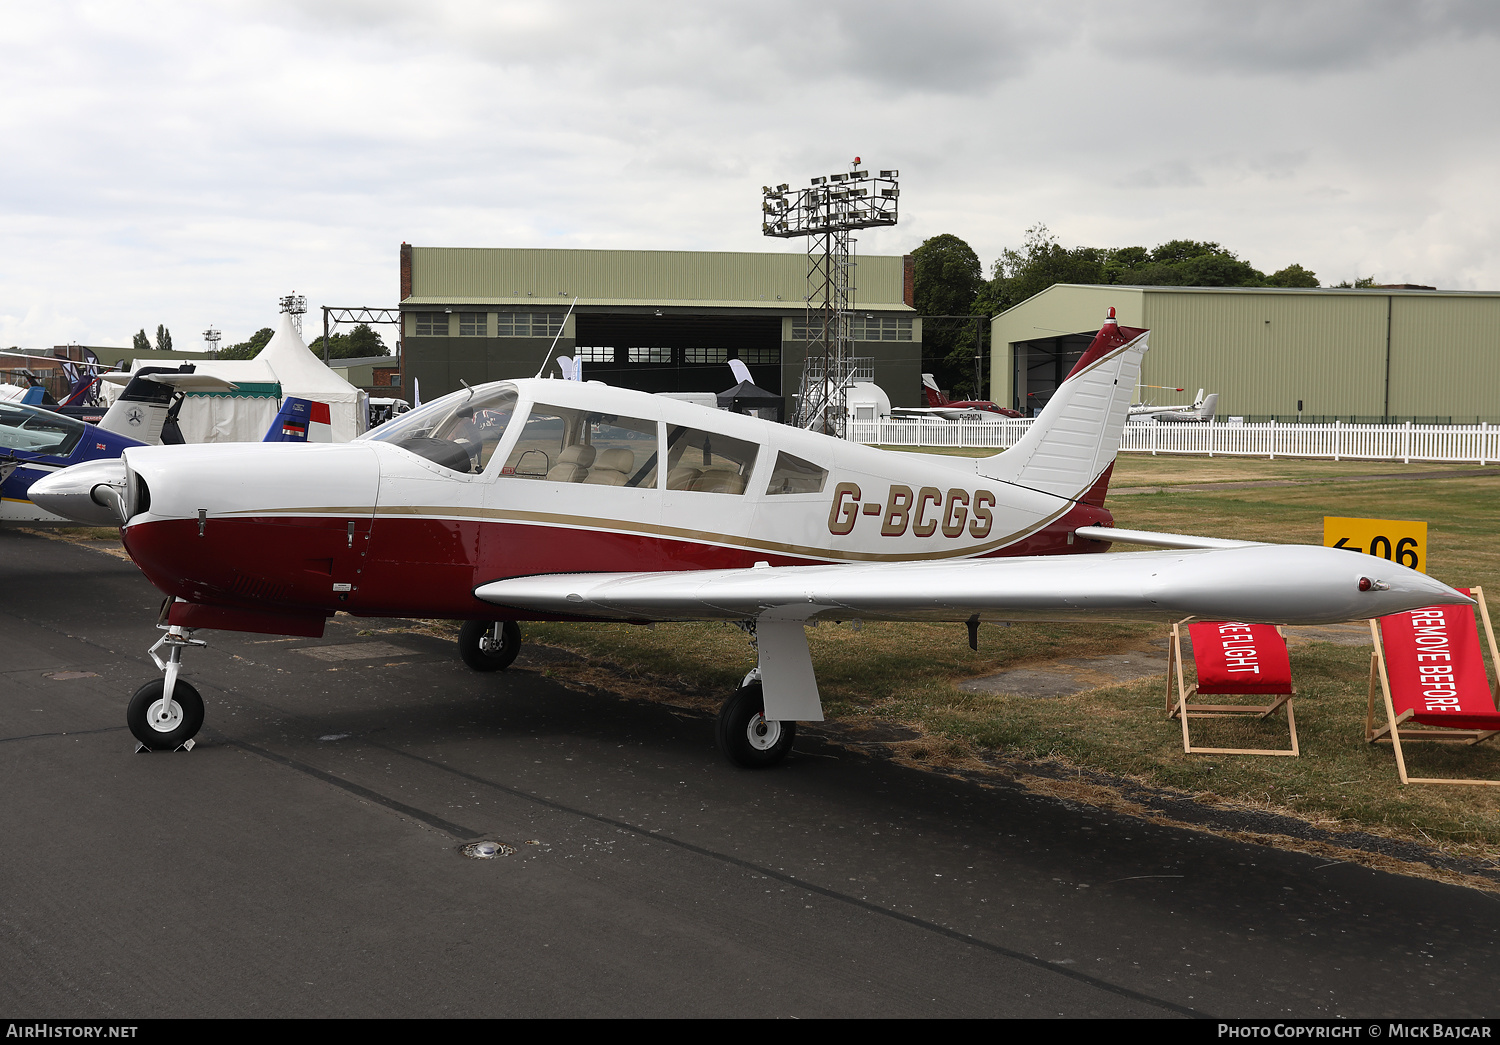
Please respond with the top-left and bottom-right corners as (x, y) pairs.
(715, 670), (796, 769)
(128, 623), (208, 751)
(458, 620), (522, 671)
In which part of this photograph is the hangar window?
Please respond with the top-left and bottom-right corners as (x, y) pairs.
(458, 312), (488, 336)
(850, 316), (912, 341)
(793, 316), (911, 342)
(575, 346), (615, 363)
(736, 347), (779, 364)
(766, 451), (826, 495)
(629, 346), (673, 363)
(414, 313), (448, 336)
(664, 426), (758, 495)
(500, 404), (659, 488)
(684, 347), (727, 364)
(497, 312), (564, 338)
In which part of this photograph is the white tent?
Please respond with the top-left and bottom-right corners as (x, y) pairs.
(109, 313), (369, 443)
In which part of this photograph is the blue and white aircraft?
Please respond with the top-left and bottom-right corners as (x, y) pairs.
(3, 384), (331, 523)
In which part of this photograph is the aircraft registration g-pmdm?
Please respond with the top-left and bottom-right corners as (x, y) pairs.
(33, 310), (1467, 765)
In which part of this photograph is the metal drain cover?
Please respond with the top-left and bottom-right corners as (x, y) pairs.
(463, 840), (515, 859)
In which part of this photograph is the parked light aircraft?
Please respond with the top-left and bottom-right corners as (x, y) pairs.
(1129, 388), (1219, 423)
(891, 374), (1024, 421)
(32, 311), (1467, 764)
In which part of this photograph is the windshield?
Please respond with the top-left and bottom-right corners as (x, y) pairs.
(360, 383), (519, 474)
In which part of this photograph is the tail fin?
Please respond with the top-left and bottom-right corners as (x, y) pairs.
(1197, 393), (1218, 422)
(97, 367), (185, 443)
(979, 308), (1148, 502)
(920, 373), (946, 407)
(263, 397), (333, 442)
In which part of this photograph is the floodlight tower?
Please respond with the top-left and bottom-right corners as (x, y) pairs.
(202, 326), (221, 358)
(279, 292), (308, 336)
(763, 159), (899, 434)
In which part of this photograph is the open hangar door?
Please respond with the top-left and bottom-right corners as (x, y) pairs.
(1011, 333), (1094, 416)
(572, 314), (782, 395)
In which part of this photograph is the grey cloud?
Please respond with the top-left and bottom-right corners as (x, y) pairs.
(1084, 0), (1500, 75)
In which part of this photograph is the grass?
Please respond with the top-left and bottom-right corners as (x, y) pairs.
(517, 452), (1500, 874)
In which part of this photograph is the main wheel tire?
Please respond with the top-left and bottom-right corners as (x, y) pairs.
(459, 620), (522, 672)
(126, 679), (205, 750)
(715, 682), (795, 768)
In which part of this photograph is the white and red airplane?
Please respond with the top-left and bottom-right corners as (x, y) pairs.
(32, 310), (1466, 765)
(890, 373), (1025, 421)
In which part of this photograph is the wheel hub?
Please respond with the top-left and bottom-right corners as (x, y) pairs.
(746, 712), (782, 751)
(147, 698), (184, 734)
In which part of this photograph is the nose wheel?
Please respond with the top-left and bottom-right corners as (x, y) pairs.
(130, 621), (208, 751)
(127, 678), (204, 750)
(458, 620), (522, 671)
(715, 681), (795, 768)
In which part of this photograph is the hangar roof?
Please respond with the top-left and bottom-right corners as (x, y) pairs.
(403, 246), (914, 311)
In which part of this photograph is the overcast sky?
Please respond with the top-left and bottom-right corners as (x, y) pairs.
(4, 0), (1498, 350)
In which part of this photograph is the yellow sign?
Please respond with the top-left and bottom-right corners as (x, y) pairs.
(1323, 516), (1428, 574)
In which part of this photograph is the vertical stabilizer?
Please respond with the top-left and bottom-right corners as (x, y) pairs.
(979, 309), (1148, 500)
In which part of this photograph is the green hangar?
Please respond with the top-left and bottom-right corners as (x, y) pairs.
(398, 245), (923, 410)
(991, 284), (1500, 423)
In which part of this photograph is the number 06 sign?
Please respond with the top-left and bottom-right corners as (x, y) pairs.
(1323, 517), (1428, 574)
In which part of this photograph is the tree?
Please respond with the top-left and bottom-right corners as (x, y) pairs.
(974, 225), (1325, 312)
(1268, 264), (1320, 288)
(911, 234), (985, 397)
(155, 324), (173, 352)
(308, 323), (390, 360)
(975, 224), (1110, 317)
(219, 327), (275, 360)
(1331, 276), (1378, 288)
(132, 329), (150, 353)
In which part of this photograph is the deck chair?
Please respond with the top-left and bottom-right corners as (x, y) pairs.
(1366, 587), (1500, 786)
(1166, 620), (1299, 756)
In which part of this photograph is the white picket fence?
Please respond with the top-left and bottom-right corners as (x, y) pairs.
(846, 418), (1500, 464)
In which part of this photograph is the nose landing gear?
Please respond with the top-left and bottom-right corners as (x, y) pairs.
(129, 623), (207, 751)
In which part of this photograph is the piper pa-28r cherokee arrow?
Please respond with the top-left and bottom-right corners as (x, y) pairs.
(32, 310), (1467, 765)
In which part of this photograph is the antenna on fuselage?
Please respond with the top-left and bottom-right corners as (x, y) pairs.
(534, 297), (580, 379)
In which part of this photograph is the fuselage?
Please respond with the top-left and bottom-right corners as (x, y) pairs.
(114, 378), (1113, 632)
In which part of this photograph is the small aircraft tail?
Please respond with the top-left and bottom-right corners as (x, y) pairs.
(263, 397), (334, 442)
(1197, 393), (1219, 422)
(978, 308), (1148, 505)
(97, 367), (186, 444)
(920, 373), (947, 407)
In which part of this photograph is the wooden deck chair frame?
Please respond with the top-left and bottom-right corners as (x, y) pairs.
(1366, 586), (1500, 786)
(1165, 620), (1299, 756)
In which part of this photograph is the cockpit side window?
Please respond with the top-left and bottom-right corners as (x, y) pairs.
(365, 386), (518, 474)
(664, 426), (759, 494)
(766, 451), (827, 495)
(500, 404), (659, 487)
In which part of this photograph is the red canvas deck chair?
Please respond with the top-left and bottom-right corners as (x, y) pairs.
(1366, 587), (1500, 786)
(1166, 620), (1298, 756)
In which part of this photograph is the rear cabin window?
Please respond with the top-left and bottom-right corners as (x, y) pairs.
(664, 426), (759, 494)
(500, 405), (659, 488)
(766, 451), (827, 495)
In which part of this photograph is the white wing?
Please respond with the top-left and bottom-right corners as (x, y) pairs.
(477, 544), (1466, 628)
